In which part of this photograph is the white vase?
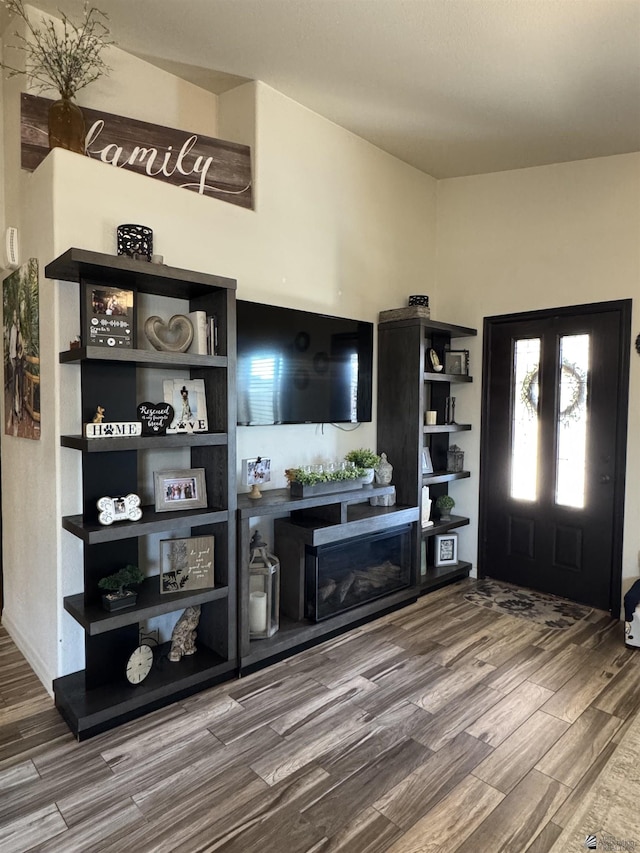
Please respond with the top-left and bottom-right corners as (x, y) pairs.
(361, 467), (375, 484)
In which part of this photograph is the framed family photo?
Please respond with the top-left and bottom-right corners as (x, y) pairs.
(434, 532), (458, 567)
(154, 468), (208, 512)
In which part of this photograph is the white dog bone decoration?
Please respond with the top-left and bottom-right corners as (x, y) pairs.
(97, 493), (143, 525)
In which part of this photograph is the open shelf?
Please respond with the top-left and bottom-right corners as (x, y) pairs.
(422, 470), (471, 485)
(61, 431), (228, 452)
(54, 642), (235, 740)
(240, 587), (418, 671)
(420, 514), (470, 539)
(423, 424), (472, 434)
(62, 505), (229, 544)
(419, 560), (472, 592)
(276, 504), (418, 547)
(423, 372), (473, 383)
(46, 247), (236, 299)
(64, 578), (228, 635)
(59, 345), (227, 369)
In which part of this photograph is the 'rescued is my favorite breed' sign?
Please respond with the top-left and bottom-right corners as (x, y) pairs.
(20, 93), (253, 209)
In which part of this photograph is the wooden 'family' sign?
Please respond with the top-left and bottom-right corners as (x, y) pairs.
(20, 93), (253, 209)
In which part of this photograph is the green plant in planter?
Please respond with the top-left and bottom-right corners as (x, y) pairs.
(98, 565), (144, 608)
(435, 494), (455, 518)
(287, 467), (364, 486)
(344, 448), (381, 469)
(99, 564), (144, 593)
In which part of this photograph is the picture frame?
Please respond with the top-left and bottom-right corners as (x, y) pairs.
(444, 350), (469, 376)
(422, 447), (434, 474)
(434, 532), (458, 567)
(160, 535), (215, 593)
(154, 468), (208, 512)
(243, 457), (272, 486)
(81, 282), (135, 349)
(163, 378), (208, 433)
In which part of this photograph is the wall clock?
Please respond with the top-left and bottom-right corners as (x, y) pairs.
(125, 644), (154, 685)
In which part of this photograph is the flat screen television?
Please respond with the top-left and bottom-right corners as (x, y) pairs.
(236, 300), (374, 425)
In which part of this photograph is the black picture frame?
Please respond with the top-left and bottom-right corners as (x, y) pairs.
(81, 282), (136, 349)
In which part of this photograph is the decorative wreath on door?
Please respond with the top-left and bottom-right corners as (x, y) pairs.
(520, 360), (586, 423)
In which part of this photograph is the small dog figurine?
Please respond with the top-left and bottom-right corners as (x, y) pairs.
(92, 406), (105, 424)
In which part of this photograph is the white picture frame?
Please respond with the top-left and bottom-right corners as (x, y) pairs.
(422, 447), (434, 474)
(434, 532), (458, 567)
(163, 378), (208, 433)
(243, 456), (272, 486)
(160, 535), (215, 593)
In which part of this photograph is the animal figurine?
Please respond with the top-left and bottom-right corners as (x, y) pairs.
(92, 406), (105, 424)
(168, 605), (201, 662)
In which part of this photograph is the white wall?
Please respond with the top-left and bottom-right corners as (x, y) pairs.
(436, 153), (640, 608)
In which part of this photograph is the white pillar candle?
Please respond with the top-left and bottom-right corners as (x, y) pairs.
(249, 591), (268, 634)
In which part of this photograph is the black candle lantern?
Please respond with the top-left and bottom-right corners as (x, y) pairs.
(117, 224), (153, 261)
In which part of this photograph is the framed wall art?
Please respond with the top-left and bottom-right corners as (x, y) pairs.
(160, 535), (215, 593)
(154, 468), (208, 512)
(81, 283), (135, 349)
(434, 532), (458, 567)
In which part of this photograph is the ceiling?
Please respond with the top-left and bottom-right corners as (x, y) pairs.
(5, 0), (640, 178)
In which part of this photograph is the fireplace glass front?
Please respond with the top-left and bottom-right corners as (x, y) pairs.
(305, 524), (412, 621)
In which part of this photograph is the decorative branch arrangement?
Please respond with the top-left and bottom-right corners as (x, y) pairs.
(0, 0), (113, 99)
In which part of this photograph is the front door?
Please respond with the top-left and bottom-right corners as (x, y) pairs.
(479, 301), (631, 611)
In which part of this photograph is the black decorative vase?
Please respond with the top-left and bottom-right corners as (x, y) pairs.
(117, 225), (153, 261)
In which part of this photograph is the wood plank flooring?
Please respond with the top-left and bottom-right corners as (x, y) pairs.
(1, 577), (640, 852)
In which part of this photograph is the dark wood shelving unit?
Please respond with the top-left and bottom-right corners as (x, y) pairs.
(54, 642), (233, 740)
(48, 248), (237, 739)
(377, 315), (477, 594)
(237, 485), (419, 672)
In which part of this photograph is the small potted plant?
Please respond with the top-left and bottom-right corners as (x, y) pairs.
(435, 494), (455, 522)
(344, 448), (381, 484)
(98, 564), (144, 612)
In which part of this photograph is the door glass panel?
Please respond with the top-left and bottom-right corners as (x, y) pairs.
(556, 334), (589, 508)
(511, 338), (541, 501)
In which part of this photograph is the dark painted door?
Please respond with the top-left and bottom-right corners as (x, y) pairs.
(479, 302), (630, 611)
